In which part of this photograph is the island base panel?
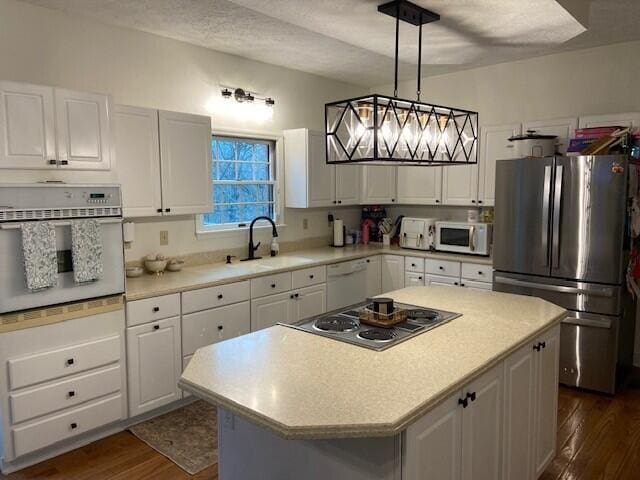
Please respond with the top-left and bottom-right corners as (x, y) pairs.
(217, 407), (402, 480)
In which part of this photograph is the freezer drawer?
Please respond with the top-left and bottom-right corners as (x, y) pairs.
(559, 312), (618, 394)
(492, 272), (621, 316)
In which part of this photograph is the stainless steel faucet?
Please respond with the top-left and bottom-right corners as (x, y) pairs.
(241, 216), (278, 261)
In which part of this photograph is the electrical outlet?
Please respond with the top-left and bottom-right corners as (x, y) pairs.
(160, 230), (169, 246)
(224, 411), (235, 430)
(302, 218), (308, 230)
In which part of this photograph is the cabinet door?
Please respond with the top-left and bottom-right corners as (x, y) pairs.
(461, 364), (503, 480)
(335, 164), (361, 205)
(503, 343), (536, 480)
(54, 88), (112, 170)
(182, 301), (251, 356)
(425, 274), (459, 287)
(397, 166), (442, 205)
(309, 130), (336, 207)
(442, 163), (479, 206)
(159, 110), (212, 215)
(404, 392), (463, 480)
(126, 316), (181, 417)
(361, 166), (397, 204)
(478, 124), (520, 207)
(364, 256), (382, 298)
(578, 112), (640, 129)
(381, 255), (404, 293)
(251, 291), (294, 331)
(405, 272), (425, 287)
(0, 81), (56, 169)
(114, 105), (162, 217)
(291, 284), (326, 322)
(522, 118), (577, 156)
(534, 325), (560, 478)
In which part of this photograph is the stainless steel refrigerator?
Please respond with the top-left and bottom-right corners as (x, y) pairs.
(493, 155), (635, 394)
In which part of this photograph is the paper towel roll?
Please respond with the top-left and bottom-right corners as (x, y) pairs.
(333, 219), (344, 247)
(123, 222), (135, 243)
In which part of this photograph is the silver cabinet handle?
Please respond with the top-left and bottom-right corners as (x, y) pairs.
(494, 275), (615, 297)
(552, 165), (563, 268)
(541, 165), (552, 266)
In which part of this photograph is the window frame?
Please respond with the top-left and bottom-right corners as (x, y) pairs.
(196, 128), (285, 237)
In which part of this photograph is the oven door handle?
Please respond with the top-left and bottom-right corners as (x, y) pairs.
(0, 218), (122, 230)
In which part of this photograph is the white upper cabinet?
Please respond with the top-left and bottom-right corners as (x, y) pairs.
(522, 117), (577, 155)
(284, 129), (359, 208)
(114, 105), (162, 217)
(478, 124), (521, 207)
(0, 81), (56, 169)
(54, 88), (112, 170)
(361, 165), (396, 204)
(578, 112), (640, 129)
(158, 110), (212, 215)
(397, 166), (442, 205)
(442, 163), (479, 206)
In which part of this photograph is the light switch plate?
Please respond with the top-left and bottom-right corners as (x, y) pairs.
(302, 218), (308, 230)
(160, 230), (169, 246)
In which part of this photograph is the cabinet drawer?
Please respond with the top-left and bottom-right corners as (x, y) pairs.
(250, 272), (292, 298)
(8, 335), (121, 390)
(460, 280), (492, 291)
(425, 274), (460, 287)
(182, 281), (250, 314)
(12, 394), (123, 458)
(424, 259), (461, 278)
(405, 272), (426, 287)
(292, 266), (326, 289)
(10, 365), (122, 424)
(405, 257), (425, 273)
(182, 301), (251, 356)
(461, 263), (493, 282)
(126, 293), (180, 327)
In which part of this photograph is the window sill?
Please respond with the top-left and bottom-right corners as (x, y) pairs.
(195, 223), (287, 240)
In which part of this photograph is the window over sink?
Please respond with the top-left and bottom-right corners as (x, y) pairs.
(197, 135), (279, 233)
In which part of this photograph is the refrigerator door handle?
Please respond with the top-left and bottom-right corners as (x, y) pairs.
(552, 165), (564, 268)
(541, 165), (552, 266)
(562, 314), (612, 329)
(493, 275), (615, 297)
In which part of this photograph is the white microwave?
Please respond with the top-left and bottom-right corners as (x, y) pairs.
(435, 221), (492, 256)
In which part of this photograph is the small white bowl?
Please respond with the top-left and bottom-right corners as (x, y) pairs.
(166, 260), (185, 272)
(144, 259), (167, 275)
(126, 266), (144, 278)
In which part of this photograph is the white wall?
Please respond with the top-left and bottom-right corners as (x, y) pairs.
(373, 40), (640, 127)
(0, 0), (365, 260)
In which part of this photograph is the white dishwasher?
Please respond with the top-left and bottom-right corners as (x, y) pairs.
(326, 259), (368, 311)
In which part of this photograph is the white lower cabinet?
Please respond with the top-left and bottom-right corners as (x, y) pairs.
(461, 365), (503, 480)
(503, 342), (536, 480)
(533, 326), (560, 478)
(405, 326), (559, 480)
(382, 255), (405, 293)
(405, 272), (425, 287)
(251, 284), (326, 331)
(365, 256), (382, 298)
(126, 316), (182, 417)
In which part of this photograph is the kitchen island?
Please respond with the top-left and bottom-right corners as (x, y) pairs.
(179, 286), (565, 480)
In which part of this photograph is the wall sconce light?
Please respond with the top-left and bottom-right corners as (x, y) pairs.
(209, 86), (275, 122)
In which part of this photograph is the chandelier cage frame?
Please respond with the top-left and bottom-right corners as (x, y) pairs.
(325, 0), (479, 167)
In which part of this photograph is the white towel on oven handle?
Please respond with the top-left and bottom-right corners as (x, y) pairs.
(21, 221), (58, 291)
(71, 219), (104, 284)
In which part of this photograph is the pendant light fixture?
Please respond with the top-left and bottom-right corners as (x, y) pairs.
(325, 0), (478, 166)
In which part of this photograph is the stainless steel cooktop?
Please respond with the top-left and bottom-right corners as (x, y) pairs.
(281, 301), (461, 351)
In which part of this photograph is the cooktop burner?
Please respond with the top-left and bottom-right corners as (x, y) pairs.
(313, 316), (359, 333)
(357, 328), (397, 342)
(406, 309), (441, 324)
(282, 301), (461, 351)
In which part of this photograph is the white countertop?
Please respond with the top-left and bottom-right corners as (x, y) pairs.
(179, 286), (564, 440)
(126, 244), (493, 301)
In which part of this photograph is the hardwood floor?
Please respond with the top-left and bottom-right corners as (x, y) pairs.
(3, 385), (640, 479)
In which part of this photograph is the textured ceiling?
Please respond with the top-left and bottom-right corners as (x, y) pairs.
(19, 0), (640, 86)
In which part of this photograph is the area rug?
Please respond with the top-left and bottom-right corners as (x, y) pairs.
(128, 400), (218, 475)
